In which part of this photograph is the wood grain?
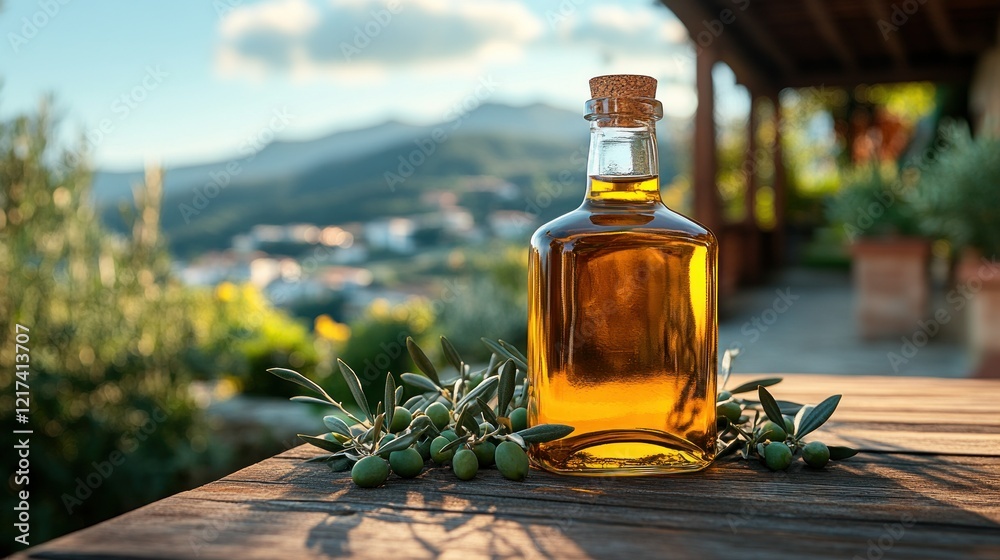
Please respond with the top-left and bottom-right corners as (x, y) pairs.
(14, 374), (1000, 559)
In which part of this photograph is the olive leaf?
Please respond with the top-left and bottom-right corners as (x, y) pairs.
(720, 346), (740, 389)
(372, 409), (385, 442)
(394, 385), (404, 406)
(497, 359), (516, 415)
(457, 405), (480, 437)
(794, 395), (842, 439)
(741, 398), (803, 416)
(456, 376), (499, 410)
(327, 457), (354, 472)
(498, 339), (528, 364)
(481, 338), (528, 370)
(503, 432), (526, 448)
(268, 368), (336, 403)
(776, 400), (803, 415)
(401, 372), (440, 393)
(409, 414), (433, 432)
(439, 435), (471, 453)
(828, 445), (859, 460)
(476, 397), (500, 427)
(515, 424), (574, 444)
(384, 374), (395, 429)
(441, 335), (464, 373)
(304, 453), (337, 463)
(331, 449), (364, 461)
(718, 438), (742, 459)
(483, 354), (497, 381)
(403, 395), (425, 410)
(496, 416), (512, 432)
(728, 377), (783, 395)
(377, 427), (426, 455)
(337, 359), (372, 422)
(793, 404), (814, 435)
(323, 415), (354, 438)
(289, 396), (338, 407)
(298, 433), (346, 453)
(758, 386), (785, 426)
(407, 337), (441, 386)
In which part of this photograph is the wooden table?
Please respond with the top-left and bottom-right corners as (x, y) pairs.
(14, 375), (1000, 559)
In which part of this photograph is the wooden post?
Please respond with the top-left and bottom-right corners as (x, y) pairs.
(743, 95), (761, 282)
(694, 46), (721, 234)
(769, 91), (786, 266)
(744, 95), (757, 223)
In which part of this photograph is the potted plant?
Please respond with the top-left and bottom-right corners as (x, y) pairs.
(913, 123), (1000, 376)
(827, 164), (930, 339)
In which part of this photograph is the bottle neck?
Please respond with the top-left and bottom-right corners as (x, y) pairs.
(585, 120), (661, 204)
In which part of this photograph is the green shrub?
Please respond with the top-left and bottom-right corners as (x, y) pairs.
(336, 298), (434, 412)
(0, 104), (237, 548)
(913, 123), (1000, 255)
(826, 163), (921, 241)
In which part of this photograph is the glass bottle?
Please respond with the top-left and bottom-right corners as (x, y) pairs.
(527, 74), (718, 475)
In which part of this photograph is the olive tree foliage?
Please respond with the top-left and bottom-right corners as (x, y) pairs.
(0, 101), (231, 546)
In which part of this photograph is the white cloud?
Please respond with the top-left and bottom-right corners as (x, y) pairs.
(215, 0), (543, 81)
(211, 0), (709, 119)
(552, 3), (688, 51)
(219, 0), (319, 38)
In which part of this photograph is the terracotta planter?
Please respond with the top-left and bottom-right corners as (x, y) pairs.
(956, 249), (1000, 378)
(851, 238), (931, 339)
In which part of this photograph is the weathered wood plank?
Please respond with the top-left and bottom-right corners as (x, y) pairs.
(13, 375), (1000, 560)
(18, 456), (1000, 560)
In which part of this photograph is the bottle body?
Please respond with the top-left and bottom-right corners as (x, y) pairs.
(528, 175), (718, 475)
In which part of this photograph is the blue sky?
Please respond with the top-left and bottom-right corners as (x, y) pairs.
(1, 0), (748, 170)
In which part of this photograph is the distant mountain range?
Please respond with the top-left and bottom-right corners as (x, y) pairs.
(95, 103), (687, 256)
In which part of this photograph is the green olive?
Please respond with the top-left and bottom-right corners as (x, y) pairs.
(509, 407), (528, 432)
(389, 448), (424, 478)
(764, 442), (792, 471)
(351, 455), (389, 488)
(376, 433), (395, 459)
(416, 437), (432, 461)
(389, 406), (412, 433)
(473, 441), (496, 467)
(717, 390), (733, 401)
(440, 429), (458, 442)
(782, 415), (795, 435)
(468, 372), (484, 390)
(430, 436), (454, 464)
(717, 401), (742, 423)
(757, 420), (787, 442)
(495, 441), (529, 481)
(452, 448), (479, 480)
(801, 441), (830, 469)
(479, 421), (494, 437)
(425, 402), (451, 430)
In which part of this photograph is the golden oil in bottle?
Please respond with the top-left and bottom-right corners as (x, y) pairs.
(527, 75), (718, 475)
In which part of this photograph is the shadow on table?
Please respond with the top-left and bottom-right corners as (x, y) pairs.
(231, 446), (1000, 559)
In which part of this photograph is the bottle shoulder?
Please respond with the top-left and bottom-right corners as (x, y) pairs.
(531, 204), (717, 248)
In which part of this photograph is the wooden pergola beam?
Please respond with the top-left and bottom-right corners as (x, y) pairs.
(783, 62), (974, 88)
(658, 0), (775, 92)
(866, 0), (908, 68)
(733, 9), (796, 78)
(803, 0), (857, 72)
(925, 0), (964, 54)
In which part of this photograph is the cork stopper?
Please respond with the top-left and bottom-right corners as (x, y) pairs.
(585, 74), (662, 125)
(589, 74), (657, 99)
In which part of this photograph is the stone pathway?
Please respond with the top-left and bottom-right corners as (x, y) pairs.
(718, 268), (972, 377)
